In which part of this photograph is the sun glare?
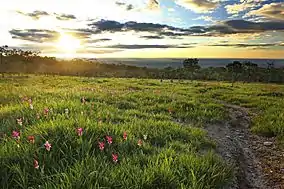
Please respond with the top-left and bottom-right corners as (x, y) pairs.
(57, 33), (81, 55)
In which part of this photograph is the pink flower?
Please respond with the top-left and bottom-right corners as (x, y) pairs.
(106, 136), (113, 144)
(123, 132), (127, 140)
(34, 159), (39, 169)
(99, 141), (105, 151)
(112, 153), (118, 163)
(138, 139), (143, 147)
(43, 108), (49, 116)
(28, 136), (35, 144)
(44, 141), (51, 151)
(12, 131), (20, 140)
(16, 118), (23, 126)
(76, 128), (83, 136)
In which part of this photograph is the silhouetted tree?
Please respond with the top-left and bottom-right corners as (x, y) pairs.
(0, 45), (8, 77)
(266, 60), (275, 83)
(183, 58), (200, 80)
(183, 58), (200, 70)
(226, 61), (243, 86)
(243, 61), (258, 82)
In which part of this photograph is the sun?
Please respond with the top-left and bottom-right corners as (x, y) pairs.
(57, 33), (81, 54)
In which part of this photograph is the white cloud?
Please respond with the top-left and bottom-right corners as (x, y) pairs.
(193, 15), (214, 22)
(225, 0), (266, 15)
(245, 2), (284, 21)
(175, 0), (224, 13)
(168, 8), (175, 12)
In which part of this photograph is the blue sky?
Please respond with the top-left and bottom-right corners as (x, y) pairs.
(0, 0), (283, 58)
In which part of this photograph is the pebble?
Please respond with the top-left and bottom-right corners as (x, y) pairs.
(263, 141), (273, 146)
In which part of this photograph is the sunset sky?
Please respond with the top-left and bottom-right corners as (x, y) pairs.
(0, 0), (283, 58)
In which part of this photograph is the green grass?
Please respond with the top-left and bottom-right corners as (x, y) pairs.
(1, 75), (283, 188)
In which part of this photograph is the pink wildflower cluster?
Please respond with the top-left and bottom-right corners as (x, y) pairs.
(112, 153), (118, 163)
(44, 141), (52, 151)
(106, 136), (112, 144)
(34, 159), (39, 169)
(8, 98), (152, 170)
(43, 108), (49, 116)
(76, 128), (83, 136)
(12, 131), (20, 140)
(99, 142), (105, 151)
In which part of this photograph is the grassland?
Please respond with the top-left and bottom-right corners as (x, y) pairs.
(0, 75), (283, 189)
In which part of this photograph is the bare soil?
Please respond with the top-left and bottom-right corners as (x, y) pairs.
(206, 102), (284, 189)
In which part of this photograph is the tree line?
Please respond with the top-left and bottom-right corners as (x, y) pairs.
(1, 45), (284, 83)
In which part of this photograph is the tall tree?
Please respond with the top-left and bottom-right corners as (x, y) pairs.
(266, 60), (275, 83)
(243, 61), (258, 82)
(183, 58), (200, 80)
(0, 45), (8, 77)
(226, 61), (243, 86)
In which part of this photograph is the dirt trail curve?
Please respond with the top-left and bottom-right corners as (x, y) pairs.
(205, 101), (271, 189)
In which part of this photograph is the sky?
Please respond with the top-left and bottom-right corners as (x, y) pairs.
(0, 0), (284, 58)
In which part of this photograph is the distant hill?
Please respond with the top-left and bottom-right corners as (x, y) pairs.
(96, 58), (284, 69)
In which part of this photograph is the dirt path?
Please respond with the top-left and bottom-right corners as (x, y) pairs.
(205, 102), (270, 189)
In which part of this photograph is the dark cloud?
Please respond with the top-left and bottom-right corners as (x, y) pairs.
(86, 19), (284, 38)
(16, 10), (49, 19)
(115, 1), (134, 11)
(224, 20), (284, 31)
(55, 13), (77, 20)
(88, 20), (124, 32)
(76, 48), (123, 54)
(126, 4), (134, 11)
(88, 38), (112, 43)
(87, 20), (178, 34)
(9, 19), (284, 47)
(141, 35), (164, 39)
(115, 2), (125, 6)
(16, 10), (77, 21)
(9, 29), (59, 42)
(104, 44), (194, 49)
(124, 21), (176, 32)
(208, 43), (284, 48)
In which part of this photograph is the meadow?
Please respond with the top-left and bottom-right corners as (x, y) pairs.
(0, 75), (283, 189)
